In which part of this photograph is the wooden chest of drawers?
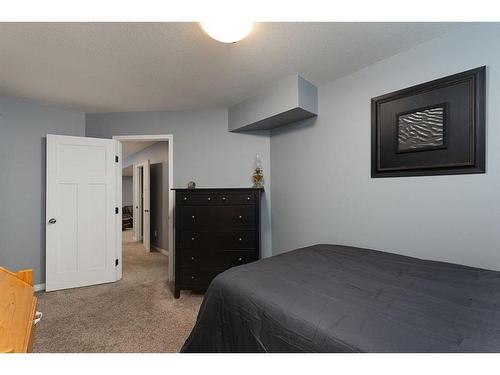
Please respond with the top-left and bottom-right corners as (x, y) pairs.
(173, 188), (263, 298)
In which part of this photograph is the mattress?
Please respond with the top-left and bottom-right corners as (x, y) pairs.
(181, 244), (500, 352)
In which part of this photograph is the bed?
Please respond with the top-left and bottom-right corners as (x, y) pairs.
(181, 244), (500, 352)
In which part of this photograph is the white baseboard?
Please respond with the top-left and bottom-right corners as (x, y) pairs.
(152, 245), (169, 257)
(34, 283), (46, 292)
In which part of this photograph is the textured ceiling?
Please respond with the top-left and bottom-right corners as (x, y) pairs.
(0, 22), (467, 113)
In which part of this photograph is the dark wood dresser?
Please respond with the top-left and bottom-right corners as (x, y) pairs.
(172, 188), (263, 298)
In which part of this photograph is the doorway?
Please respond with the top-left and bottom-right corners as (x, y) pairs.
(114, 135), (174, 282)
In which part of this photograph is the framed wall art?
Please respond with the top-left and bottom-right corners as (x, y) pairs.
(371, 66), (485, 177)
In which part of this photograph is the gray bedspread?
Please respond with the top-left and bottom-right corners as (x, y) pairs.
(181, 244), (500, 352)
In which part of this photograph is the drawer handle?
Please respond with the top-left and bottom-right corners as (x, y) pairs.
(190, 256), (196, 261)
(191, 275), (196, 280)
(238, 215), (243, 220)
(191, 215), (195, 220)
(183, 196), (188, 201)
(222, 196), (227, 201)
(191, 237), (195, 241)
(34, 311), (43, 325)
(247, 196), (251, 201)
(238, 237), (243, 242)
(237, 257), (243, 262)
(207, 197), (211, 201)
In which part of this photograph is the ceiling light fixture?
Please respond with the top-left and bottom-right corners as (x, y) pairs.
(199, 21), (254, 43)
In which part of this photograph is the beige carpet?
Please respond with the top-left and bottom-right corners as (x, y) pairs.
(33, 230), (203, 353)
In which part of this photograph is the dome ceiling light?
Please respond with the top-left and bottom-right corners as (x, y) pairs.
(199, 21), (254, 43)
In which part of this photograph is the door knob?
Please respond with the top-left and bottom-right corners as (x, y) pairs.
(48, 218), (57, 224)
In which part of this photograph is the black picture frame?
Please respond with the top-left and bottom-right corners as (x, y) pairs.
(371, 66), (486, 178)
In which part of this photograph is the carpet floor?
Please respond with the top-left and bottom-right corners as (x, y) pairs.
(33, 230), (203, 352)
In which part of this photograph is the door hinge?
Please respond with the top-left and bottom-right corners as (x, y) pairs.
(115, 207), (119, 214)
(115, 259), (119, 266)
(115, 155), (119, 163)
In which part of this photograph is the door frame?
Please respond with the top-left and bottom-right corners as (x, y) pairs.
(113, 135), (174, 282)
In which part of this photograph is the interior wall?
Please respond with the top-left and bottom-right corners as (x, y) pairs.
(270, 24), (500, 271)
(86, 107), (272, 258)
(122, 176), (133, 206)
(0, 97), (86, 284)
(122, 142), (168, 250)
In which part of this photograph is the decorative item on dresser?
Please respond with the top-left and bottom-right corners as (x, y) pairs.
(172, 188), (263, 298)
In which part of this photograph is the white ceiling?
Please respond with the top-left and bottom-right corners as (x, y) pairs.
(122, 140), (157, 159)
(0, 22), (467, 113)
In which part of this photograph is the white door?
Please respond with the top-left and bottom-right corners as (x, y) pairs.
(46, 134), (121, 292)
(133, 161), (150, 251)
(133, 164), (142, 242)
(142, 160), (151, 251)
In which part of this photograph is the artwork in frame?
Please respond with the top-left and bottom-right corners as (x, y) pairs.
(371, 66), (485, 178)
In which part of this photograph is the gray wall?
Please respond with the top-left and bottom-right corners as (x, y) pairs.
(270, 24), (500, 271)
(122, 142), (169, 250)
(86, 107), (272, 258)
(122, 176), (133, 206)
(0, 97), (85, 284)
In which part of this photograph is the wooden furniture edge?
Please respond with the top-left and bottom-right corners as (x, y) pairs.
(0, 267), (37, 352)
(0, 267), (34, 286)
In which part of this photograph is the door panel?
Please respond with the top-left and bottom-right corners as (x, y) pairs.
(57, 183), (78, 273)
(46, 134), (119, 292)
(58, 144), (107, 177)
(86, 183), (107, 270)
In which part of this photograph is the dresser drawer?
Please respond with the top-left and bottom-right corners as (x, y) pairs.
(216, 193), (256, 205)
(208, 252), (258, 269)
(177, 193), (215, 205)
(176, 266), (204, 286)
(213, 231), (257, 250)
(179, 231), (205, 250)
(178, 250), (202, 267)
(176, 267), (220, 287)
(179, 230), (256, 251)
(180, 207), (212, 228)
(180, 206), (256, 230)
